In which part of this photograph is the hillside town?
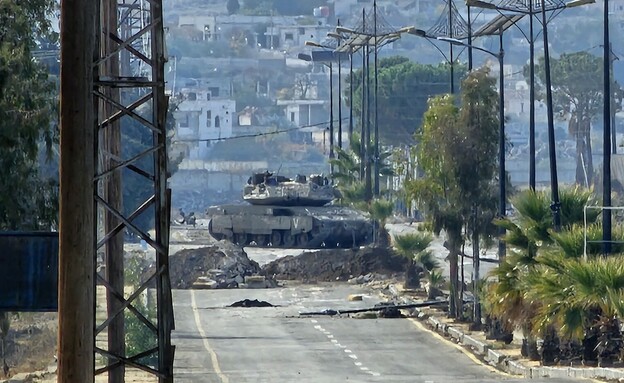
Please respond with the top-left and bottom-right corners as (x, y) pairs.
(166, 0), (624, 214)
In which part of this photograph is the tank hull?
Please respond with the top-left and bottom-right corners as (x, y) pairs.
(207, 204), (373, 249)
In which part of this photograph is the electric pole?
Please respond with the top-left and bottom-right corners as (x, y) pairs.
(58, 0), (96, 381)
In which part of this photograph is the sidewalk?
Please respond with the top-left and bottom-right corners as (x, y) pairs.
(387, 283), (624, 382)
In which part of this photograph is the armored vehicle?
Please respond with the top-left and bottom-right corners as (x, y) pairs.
(207, 172), (373, 248)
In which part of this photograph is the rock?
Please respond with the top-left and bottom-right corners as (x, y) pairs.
(352, 312), (377, 319)
(244, 275), (268, 289)
(192, 277), (218, 289)
(348, 294), (363, 301)
(424, 283), (444, 299)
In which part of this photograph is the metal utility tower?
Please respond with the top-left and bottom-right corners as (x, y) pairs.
(94, 0), (173, 381)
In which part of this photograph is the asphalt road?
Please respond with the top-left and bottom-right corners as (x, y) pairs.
(172, 284), (586, 383)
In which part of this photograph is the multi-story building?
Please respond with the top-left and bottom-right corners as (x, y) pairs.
(173, 80), (235, 160)
(177, 14), (332, 49)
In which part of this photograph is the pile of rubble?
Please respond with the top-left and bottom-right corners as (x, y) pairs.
(261, 246), (406, 282)
(168, 240), (276, 289)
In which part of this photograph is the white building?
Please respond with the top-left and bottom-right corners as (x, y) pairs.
(173, 87), (235, 159)
(177, 14), (331, 49)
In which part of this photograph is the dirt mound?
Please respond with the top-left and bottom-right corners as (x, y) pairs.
(168, 241), (263, 289)
(261, 246), (406, 282)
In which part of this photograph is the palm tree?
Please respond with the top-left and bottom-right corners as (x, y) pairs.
(330, 144), (361, 187)
(484, 187), (599, 359)
(426, 268), (445, 300)
(393, 232), (436, 289)
(526, 254), (624, 365)
(369, 198), (394, 246)
(329, 132), (394, 192)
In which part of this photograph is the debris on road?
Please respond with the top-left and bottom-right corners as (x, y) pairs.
(167, 241), (276, 289)
(299, 300), (448, 317)
(228, 299), (274, 308)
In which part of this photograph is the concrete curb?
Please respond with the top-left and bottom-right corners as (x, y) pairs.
(411, 307), (624, 381)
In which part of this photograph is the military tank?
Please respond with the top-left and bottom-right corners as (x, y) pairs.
(207, 171), (373, 249)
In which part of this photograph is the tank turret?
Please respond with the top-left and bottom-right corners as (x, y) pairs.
(243, 171), (337, 206)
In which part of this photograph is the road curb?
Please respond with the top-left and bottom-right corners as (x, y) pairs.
(410, 306), (624, 381)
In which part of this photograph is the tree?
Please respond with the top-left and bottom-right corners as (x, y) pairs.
(393, 232), (437, 289)
(0, 1), (58, 230)
(368, 198), (393, 246)
(525, 253), (624, 365)
(348, 57), (453, 146)
(227, 0), (240, 14)
(483, 186), (624, 364)
(405, 67), (500, 319)
(527, 52), (623, 186)
(329, 132), (394, 194)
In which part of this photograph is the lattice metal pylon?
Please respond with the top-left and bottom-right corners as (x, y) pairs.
(94, 0), (173, 381)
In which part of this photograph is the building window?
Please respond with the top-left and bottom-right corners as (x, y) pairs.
(290, 112), (295, 122)
(206, 111), (212, 127)
(298, 28), (305, 35)
(208, 87), (219, 97)
(206, 92), (211, 100)
(179, 114), (189, 128)
(203, 25), (211, 39)
(285, 32), (294, 41)
(215, 116), (220, 128)
(187, 92), (197, 101)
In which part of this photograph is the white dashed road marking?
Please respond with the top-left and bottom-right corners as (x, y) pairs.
(310, 319), (380, 377)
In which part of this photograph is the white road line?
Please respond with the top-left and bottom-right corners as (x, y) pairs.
(191, 290), (229, 383)
(312, 323), (379, 377)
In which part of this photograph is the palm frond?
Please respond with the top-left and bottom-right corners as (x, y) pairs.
(416, 249), (439, 271)
(369, 198), (393, 222)
(393, 232), (433, 258)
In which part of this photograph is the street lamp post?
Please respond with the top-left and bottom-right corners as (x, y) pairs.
(467, 0), (595, 192)
(299, 48), (337, 173)
(329, 31), (355, 146)
(407, 0), (470, 95)
(335, 11), (412, 200)
(539, 0), (561, 230)
(603, 0), (612, 253)
(408, 29), (453, 93)
(299, 41), (342, 174)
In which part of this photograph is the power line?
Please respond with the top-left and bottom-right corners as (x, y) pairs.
(171, 117), (349, 143)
